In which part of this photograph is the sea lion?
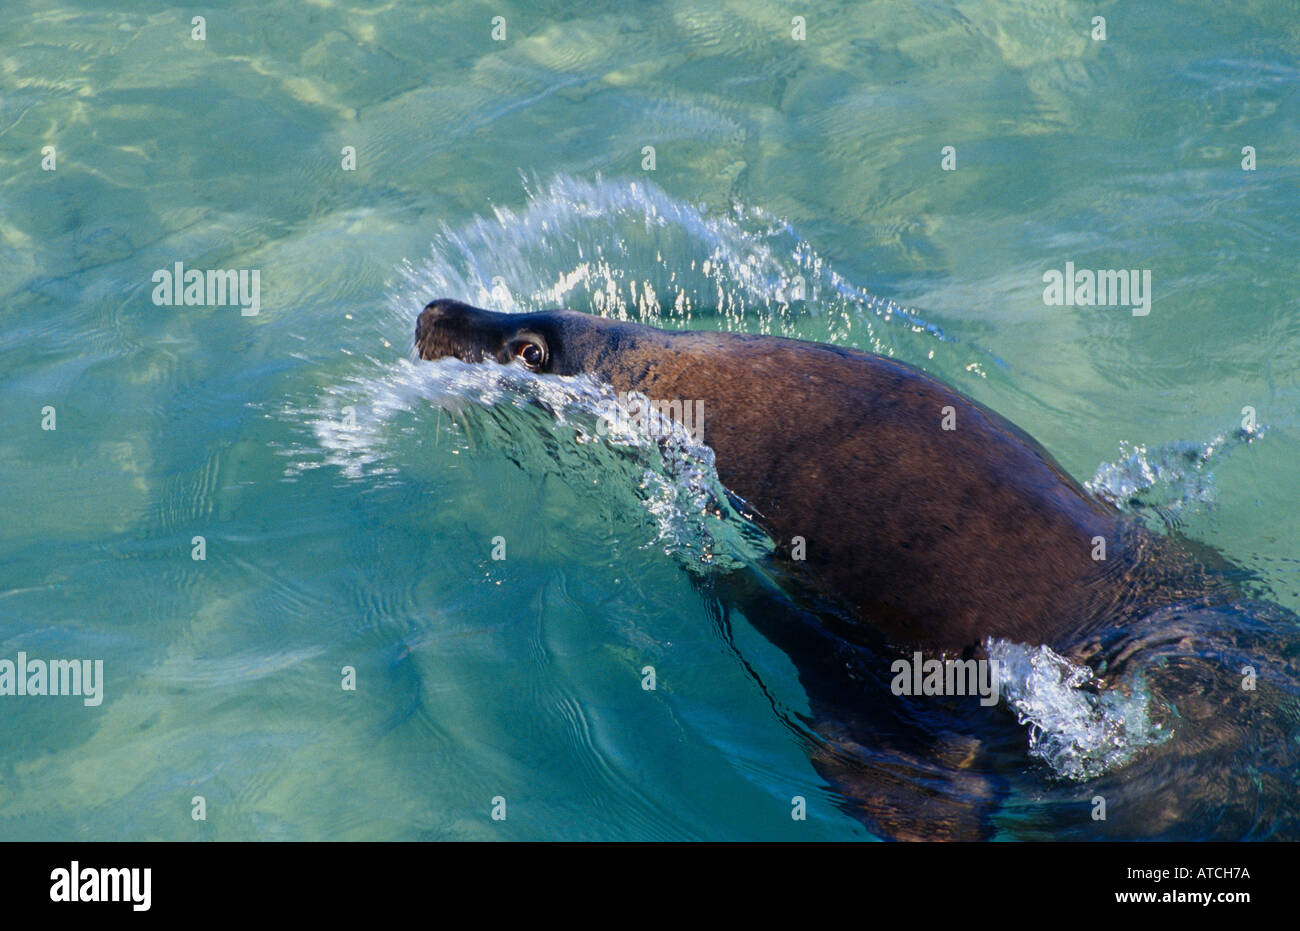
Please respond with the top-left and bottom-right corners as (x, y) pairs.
(415, 298), (1226, 656)
(414, 298), (1299, 840)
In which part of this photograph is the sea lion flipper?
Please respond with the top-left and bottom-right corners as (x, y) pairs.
(700, 569), (1000, 841)
(809, 728), (998, 841)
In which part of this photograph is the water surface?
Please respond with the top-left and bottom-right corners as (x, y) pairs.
(1, 0), (1298, 840)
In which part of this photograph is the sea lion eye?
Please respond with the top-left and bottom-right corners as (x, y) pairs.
(509, 337), (547, 370)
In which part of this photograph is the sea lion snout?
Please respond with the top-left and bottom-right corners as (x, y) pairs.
(416, 299), (553, 372)
(416, 299), (485, 361)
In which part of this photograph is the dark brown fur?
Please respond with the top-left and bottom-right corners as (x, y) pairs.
(415, 299), (1222, 654)
(414, 300), (1300, 841)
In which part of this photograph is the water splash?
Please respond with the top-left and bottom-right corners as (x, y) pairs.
(387, 173), (949, 345)
(987, 638), (1168, 780)
(1086, 423), (1266, 526)
(282, 174), (961, 566)
(281, 356), (772, 570)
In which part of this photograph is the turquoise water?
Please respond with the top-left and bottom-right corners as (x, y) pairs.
(1, 1), (1298, 840)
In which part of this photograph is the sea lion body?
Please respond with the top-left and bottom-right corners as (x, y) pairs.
(416, 299), (1201, 654)
(415, 299), (1299, 840)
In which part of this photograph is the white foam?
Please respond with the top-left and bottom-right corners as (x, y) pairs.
(1086, 425), (1265, 524)
(987, 638), (1169, 780)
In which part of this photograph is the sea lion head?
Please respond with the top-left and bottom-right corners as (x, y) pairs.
(416, 298), (648, 377)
